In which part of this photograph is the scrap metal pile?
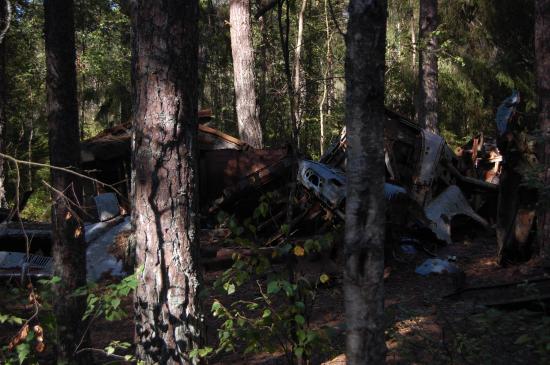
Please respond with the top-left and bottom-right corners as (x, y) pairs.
(5, 95), (538, 281)
(295, 109), (499, 246)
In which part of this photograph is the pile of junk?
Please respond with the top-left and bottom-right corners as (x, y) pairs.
(0, 93), (538, 281)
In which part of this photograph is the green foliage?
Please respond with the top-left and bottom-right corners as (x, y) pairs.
(0, 272), (138, 364)
(386, 0), (536, 139)
(73, 270), (139, 322)
(76, 0), (132, 132)
(20, 178), (52, 222)
(208, 197), (334, 363)
(3, 0), (131, 214)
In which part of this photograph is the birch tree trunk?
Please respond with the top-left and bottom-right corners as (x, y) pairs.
(344, 0), (387, 363)
(132, 1), (203, 363)
(417, 0), (438, 133)
(230, 0), (263, 148)
(44, 0), (90, 362)
(535, 0), (550, 264)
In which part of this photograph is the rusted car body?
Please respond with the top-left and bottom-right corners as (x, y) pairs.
(79, 110), (294, 216)
(300, 109), (496, 243)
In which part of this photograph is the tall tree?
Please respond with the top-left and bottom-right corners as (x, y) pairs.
(344, 0), (387, 363)
(293, 0), (307, 143)
(535, 0), (550, 263)
(230, 0), (263, 148)
(131, 1), (203, 363)
(44, 0), (90, 363)
(416, 0), (438, 133)
(0, 0), (10, 209)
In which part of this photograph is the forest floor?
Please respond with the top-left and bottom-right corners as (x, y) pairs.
(1, 225), (549, 364)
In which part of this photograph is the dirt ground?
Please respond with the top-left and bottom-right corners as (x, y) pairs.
(1, 226), (548, 364)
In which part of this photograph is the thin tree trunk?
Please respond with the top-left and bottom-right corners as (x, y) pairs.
(0, 0), (10, 209)
(80, 41), (86, 141)
(278, 0), (298, 146)
(44, 0), (90, 363)
(535, 0), (550, 264)
(258, 15), (268, 133)
(319, 56), (327, 156)
(132, 1), (203, 363)
(319, 0), (333, 156)
(293, 0), (307, 140)
(344, 0), (387, 363)
(416, 0), (438, 133)
(27, 118), (32, 190)
(230, 0), (263, 148)
(409, 0), (416, 72)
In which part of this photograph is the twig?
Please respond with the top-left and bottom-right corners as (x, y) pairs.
(75, 347), (130, 362)
(41, 180), (95, 222)
(74, 303), (103, 357)
(0, 153), (126, 200)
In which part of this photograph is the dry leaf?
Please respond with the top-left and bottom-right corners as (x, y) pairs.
(33, 325), (43, 337)
(35, 341), (45, 353)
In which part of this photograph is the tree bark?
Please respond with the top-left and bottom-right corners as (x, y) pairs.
(416, 0), (438, 133)
(319, 0), (333, 156)
(344, 0), (387, 364)
(535, 0), (550, 264)
(230, 0), (263, 148)
(131, 1), (203, 363)
(409, 0), (416, 73)
(44, 0), (90, 363)
(293, 0), (307, 142)
(278, 0), (298, 146)
(0, 0), (10, 209)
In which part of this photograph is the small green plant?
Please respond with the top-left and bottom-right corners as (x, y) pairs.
(207, 195), (334, 364)
(74, 271), (139, 322)
(0, 271), (139, 364)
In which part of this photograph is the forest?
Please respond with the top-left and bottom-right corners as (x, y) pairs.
(0, 0), (549, 364)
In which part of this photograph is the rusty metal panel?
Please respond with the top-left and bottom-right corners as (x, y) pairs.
(200, 148), (292, 208)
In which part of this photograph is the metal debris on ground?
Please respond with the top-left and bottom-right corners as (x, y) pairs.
(85, 216), (131, 282)
(0, 251), (53, 279)
(415, 258), (460, 276)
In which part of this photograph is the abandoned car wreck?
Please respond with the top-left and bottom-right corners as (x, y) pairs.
(0, 99), (537, 285)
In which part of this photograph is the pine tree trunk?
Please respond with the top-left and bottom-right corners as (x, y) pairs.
(417, 0), (438, 133)
(535, 0), (550, 264)
(131, 1), (203, 363)
(44, 0), (90, 363)
(230, 0), (263, 148)
(344, 0), (387, 363)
